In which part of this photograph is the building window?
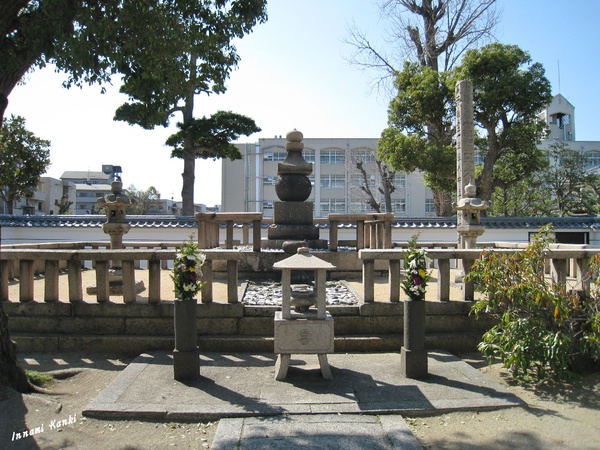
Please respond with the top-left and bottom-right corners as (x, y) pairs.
(304, 150), (315, 163)
(321, 199), (346, 213)
(391, 200), (406, 215)
(320, 174), (345, 188)
(263, 176), (277, 186)
(393, 173), (406, 188)
(264, 152), (286, 162)
(350, 201), (377, 213)
(425, 198), (435, 213)
(352, 149), (375, 164)
(585, 151), (600, 168)
(320, 150), (345, 164)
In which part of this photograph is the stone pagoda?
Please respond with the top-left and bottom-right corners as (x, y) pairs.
(266, 129), (326, 253)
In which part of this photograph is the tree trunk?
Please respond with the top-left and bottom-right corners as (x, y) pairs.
(433, 189), (452, 216)
(181, 145), (195, 216)
(0, 302), (32, 392)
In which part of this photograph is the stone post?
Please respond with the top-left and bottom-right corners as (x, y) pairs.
(173, 298), (199, 381)
(400, 300), (428, 378)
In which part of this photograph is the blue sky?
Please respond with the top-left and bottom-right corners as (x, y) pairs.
(5, 0), (600, 206)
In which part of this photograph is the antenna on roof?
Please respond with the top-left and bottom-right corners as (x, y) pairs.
(557, 59), (561, 95)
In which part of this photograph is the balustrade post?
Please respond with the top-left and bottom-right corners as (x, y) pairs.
(462, 258), (475, 301)
(384, 214), (393, 249)
(363, 259), (375, 303)
(552, 258), (567, 292)
(211, 222), (219, 247)
(437, 259), (450, 302)
(225, 220), (234, 249)
(389, 259), (400, 302)
(357, 221), (365, 249)
(44, 260), (60, 303)
(0, 260), (8, 301)
(252, 219), (262, 252)
(95, 260), (110, 302)
(576, 257), (590, 295)
(67, 259), (83, 303)
(148, 259), (161, 304)
(242, 224), (249, 246)
(227, 260), (238, 303)
(201, 261), (213, 303)
(329, 220), (339, 251)
(122, 260), (136, 303)
(19, 260), (35, 302)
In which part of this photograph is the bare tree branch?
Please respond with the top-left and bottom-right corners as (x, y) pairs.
(356, 160), (382, 212)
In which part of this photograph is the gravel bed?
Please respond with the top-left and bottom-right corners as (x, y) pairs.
(242, 280), (358, 306)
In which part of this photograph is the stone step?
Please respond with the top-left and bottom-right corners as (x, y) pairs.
(12, 331), (483, 355)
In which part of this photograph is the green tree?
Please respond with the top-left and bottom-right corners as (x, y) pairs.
(541, 141), (599, 216)
(0, 115), (50, 214)
(378, 63), (456, 202)
(347, 0), (499, 215)
(488, 172), (549, 217)
(1, 0), (266, 393)
(2, 1), (267, 215)
(456, 43), (552, 204)
(160, 111), (261, 215)
(127, 185), (162, 215)
(0, 114), (50, 393)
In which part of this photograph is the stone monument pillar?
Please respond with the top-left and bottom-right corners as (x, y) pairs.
(454, 80), (488, 295)
(455, 79), (476, 242)
(267, 130), (326, 253)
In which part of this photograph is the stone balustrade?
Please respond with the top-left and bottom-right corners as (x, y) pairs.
(327, 213), (394, 251)
(359, 247), (597, 303)
(0, 248), (241, 305)
(2, 244), (597, 305)
(195, 213), (263, 251)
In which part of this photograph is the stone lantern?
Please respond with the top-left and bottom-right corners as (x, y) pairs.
(454, 182), (488, 250)
(88, 178), (144, 296)
(453, 182), (488, 299)
(272, 247), (335, 380)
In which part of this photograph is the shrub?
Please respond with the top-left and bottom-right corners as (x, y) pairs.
(467, 225), (600, 381)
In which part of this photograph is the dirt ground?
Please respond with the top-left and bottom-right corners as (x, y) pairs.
(1, 352), (599, 450)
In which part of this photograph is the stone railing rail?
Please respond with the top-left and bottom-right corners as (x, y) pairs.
(359, 247), (598, 303)
(0, 241), (185, 276)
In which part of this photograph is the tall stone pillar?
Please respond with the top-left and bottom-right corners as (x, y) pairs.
(454, 81), (488, 290)
(455, 79), (475, 244)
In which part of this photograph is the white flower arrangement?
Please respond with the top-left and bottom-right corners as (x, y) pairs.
(171, 235), (206, 300)
(402, 234), (431, 301)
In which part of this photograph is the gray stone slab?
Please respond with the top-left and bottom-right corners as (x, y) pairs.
(84, 350), (523, 423)
(212, 414), (422, 450)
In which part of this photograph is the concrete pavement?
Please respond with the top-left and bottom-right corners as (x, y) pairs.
(82, 351), (522, 449)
